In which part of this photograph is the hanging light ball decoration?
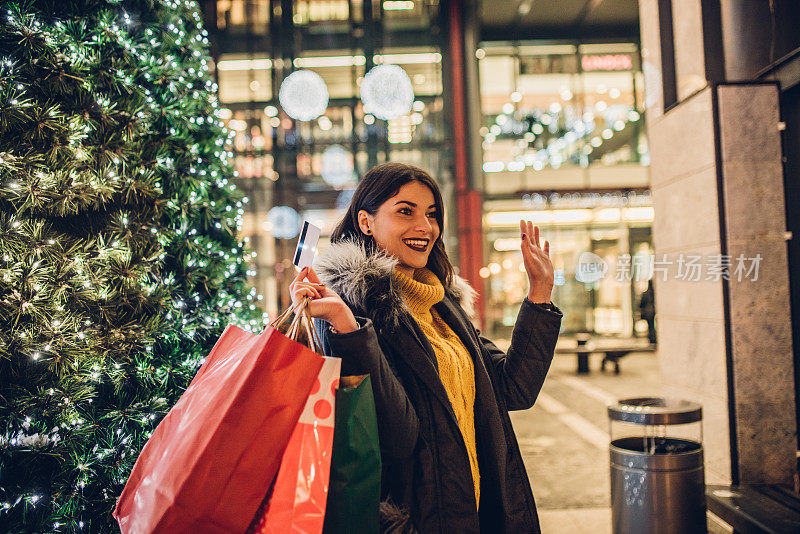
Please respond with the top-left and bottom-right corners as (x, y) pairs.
(321, 145), (356, 187)
(267, 206), (302, 239)
(278, 70), (329, 121)
(336, 189), (356, 211)
(360, 64), (414, 120)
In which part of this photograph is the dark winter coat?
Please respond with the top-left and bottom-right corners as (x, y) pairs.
(313, 240), (563, 533)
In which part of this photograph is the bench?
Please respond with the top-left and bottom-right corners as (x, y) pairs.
(706, 484), (800, 533)
(555, 343), (656, 374)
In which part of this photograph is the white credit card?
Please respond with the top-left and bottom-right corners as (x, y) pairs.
(293, 221), (321, 270)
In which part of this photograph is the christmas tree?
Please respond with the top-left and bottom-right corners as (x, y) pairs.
(0, 1), (264, 531)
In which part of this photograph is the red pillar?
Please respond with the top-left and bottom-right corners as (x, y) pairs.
(447, 0), (486, 328)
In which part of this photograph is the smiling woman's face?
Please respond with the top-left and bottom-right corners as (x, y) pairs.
(358, 180), (440, 277)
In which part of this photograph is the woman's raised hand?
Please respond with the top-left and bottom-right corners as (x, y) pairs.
(520, 220), (555, 304)
(290, 266), (359, 334)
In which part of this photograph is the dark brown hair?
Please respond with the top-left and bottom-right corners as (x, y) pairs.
(331, 162), (455, 289)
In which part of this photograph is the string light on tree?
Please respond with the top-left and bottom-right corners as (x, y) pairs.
(0, 1), (263, 531)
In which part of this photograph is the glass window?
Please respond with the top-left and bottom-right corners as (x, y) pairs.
(483, 193), (654, 336)
(293, 0), (355, 28)
(216, 0), (270, 33)
(382, 0), (439, 31)
(294, 52), (366, 99)
(377, 49), (443, 96)
(216, 55), (273, 102)
(478, 43), (647, 176)
(478, 42), (654, 337)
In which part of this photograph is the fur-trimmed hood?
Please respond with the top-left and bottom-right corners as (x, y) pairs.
(314, 239), (478, 330)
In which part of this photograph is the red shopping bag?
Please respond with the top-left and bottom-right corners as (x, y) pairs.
(249, 348), (341, 534)
(114, 322), (324, 534)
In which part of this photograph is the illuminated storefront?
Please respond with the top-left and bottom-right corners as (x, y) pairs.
(477, 42), (653, 336)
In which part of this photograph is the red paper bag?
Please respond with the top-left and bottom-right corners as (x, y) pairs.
(251, 356), (342, 534)
(114, 324), (324, 534)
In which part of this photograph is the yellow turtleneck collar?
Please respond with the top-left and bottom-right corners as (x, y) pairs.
(393, 267), (445, 315)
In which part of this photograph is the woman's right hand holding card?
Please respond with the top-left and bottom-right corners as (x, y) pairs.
(290, 266), (359, 333)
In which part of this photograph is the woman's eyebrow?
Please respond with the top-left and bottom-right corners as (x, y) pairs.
(394, 200), (437, 208)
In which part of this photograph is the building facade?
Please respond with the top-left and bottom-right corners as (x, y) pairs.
(637, 0), (800, 489)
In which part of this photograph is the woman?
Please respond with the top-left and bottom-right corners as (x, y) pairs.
(289, 162), (562, 533)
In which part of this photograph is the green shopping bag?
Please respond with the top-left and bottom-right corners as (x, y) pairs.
(323, 375), (381, 534)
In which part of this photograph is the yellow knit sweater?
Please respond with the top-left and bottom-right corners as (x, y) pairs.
(394, 267), (480, 508)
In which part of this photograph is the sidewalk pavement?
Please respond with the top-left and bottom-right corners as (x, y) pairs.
(497, 339), (665, 534)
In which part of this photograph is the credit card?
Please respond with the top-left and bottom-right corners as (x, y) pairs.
(293, 221), (321, 270)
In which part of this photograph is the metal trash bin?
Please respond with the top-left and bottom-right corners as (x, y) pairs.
(608, 397), (706, 534)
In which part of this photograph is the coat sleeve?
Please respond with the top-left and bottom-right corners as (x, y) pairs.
(477, 298), (563, 411)
(314, 317), (420, 463)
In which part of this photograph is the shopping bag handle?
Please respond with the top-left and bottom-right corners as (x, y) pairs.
(288, 299), (322, 353)
(269, 297), (322, 353)
(270, 299), (301, 329)
(300, 301), (322, 352)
